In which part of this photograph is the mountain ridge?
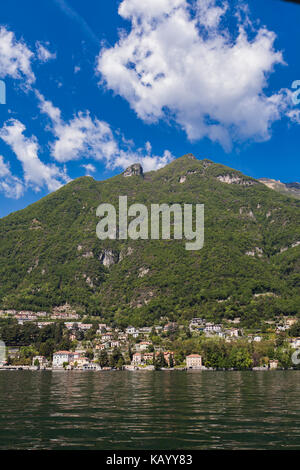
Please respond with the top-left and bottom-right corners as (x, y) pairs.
(0, 155), (299, 327)
(258, 178), (300, 199)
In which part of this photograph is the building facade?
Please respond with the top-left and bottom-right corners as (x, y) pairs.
(186, 354), (202, 369)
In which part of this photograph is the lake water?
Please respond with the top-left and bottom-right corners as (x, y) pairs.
(0, 370), (300, 450)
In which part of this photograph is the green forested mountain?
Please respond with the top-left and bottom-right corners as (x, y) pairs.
(0, 154), (299, 327)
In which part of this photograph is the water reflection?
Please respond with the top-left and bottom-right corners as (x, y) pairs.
(0, 370), (300, 449)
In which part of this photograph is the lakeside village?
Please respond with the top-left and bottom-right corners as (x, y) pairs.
(1, 304), (300, 371)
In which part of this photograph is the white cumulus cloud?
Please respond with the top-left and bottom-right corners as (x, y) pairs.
(0, 119), (70, 194)
(36, 42), (57, 63)
(0, 27), (35, 85)
(115, 147), (173, 172)
(36, 92), (174, 171)
(0, 155), (24, 199)
(97, 0), (287, 150)
(81, 163), (96, 175)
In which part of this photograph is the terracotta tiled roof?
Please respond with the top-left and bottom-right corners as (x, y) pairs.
(54, 351), (73, 355)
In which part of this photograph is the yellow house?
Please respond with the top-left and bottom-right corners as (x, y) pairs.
(186, 354), (202, 369)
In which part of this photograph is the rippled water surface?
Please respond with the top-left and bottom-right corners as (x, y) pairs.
(1, 370), (300, 449)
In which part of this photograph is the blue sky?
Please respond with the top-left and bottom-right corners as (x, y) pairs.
(0, 0), (299, 217)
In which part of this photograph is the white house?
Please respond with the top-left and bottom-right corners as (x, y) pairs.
(204, 324), (222, 335)
(126, 326), (138, 335)
(101, 333), (113, 342)
(77, 323), (93, 331)
(52, 351), (74, 367)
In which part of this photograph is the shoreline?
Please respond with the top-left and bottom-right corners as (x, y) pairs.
(0, 367), (294, 372)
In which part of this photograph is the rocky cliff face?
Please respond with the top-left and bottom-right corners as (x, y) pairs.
(123, 163), (144, 177)
(259, 178), (300, 199)
(99, 249), (119, 267)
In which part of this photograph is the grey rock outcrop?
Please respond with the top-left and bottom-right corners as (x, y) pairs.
(99, 249), (119, 267)
(123, 163), (144, 177)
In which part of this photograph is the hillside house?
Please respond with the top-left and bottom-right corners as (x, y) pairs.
(136, 341), (152, 352)
(132, 352), (143, 365)
(32, 356), (48, 367)
(53, 351), (74, 367)
(186, 354), (203, 369)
